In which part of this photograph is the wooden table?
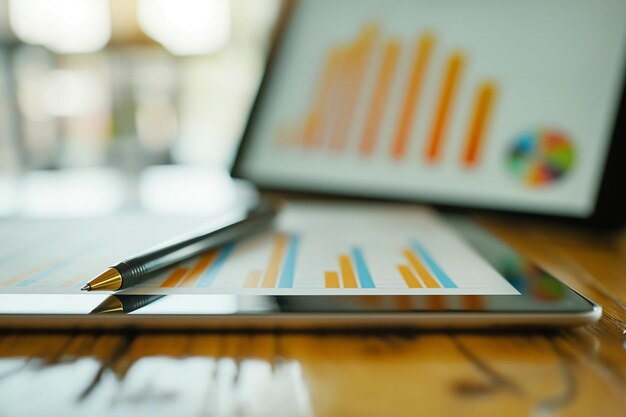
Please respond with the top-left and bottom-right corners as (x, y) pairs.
(0, 215), (624, 416)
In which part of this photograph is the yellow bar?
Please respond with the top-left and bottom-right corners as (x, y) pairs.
(261, 234), (289, 288)
(397, 264), (422, 288)
(179, 251), (218, 287)
(325, 271), (341, 288)
(403, 249), (440, 288)
(339, 254), (358, 288)
(244, 270), (263, 288)
(160, 267), (189, 288)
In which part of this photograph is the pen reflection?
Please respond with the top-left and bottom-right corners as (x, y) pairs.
(90, 294), (165, 314)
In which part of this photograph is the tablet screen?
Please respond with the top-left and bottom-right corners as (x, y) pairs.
(0, 205), (597, 327)
(235, 0), (626, 217)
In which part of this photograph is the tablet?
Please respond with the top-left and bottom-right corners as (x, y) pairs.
(232, 0), (626, 226)
(0, 203), (600, 329)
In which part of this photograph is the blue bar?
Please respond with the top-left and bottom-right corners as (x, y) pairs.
(196, 243), (236, 288)
(278, 235), (299, 288)
(410, 240), (456, 288)
(351, 247), (375, 288)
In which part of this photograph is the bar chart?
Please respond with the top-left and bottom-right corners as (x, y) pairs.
(276, 24), (498, 168)
(240, 1), (626, 218)
(127, 232), (474, 293)
(0, 203), (519, 296)
(142, 234), (465, 292)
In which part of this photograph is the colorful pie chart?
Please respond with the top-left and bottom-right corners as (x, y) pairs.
(507, 129), (575, 187)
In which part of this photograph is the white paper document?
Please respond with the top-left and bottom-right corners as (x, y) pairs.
(0, 202), (519, 295)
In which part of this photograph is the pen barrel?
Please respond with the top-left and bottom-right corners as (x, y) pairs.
(117, 295), (165, 312)
(113, 203), (276, 289)
(114, 259), (149, 289)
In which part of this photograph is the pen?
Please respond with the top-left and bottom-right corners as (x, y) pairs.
(81, 201), (277, 291)
(90, 294), (165, 314)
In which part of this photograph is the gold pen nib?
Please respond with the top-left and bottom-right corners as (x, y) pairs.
(83, 268), (122, 291)
(90, 296), (124, 314)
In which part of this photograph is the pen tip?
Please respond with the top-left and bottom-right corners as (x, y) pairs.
(81, 284), (91, 291)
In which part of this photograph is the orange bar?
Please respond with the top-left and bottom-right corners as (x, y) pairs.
(462, 81), (497, 167)
(397, 264), (422, 288)
(328, 25), (378, 152)
(391, 33), (435, 159)
(403, 249), (440, 288)
(160, 267), (189, 288)
(360, 40), (402, 156)
(425, 51), (466, 163)
(339, 254), (358, 288)
(261, 234), (289, 288)
(244, 270), (263, 288)
(324, 271), (340, 288)
(302, 48), (343, 148)
(178, 251), (217, 287)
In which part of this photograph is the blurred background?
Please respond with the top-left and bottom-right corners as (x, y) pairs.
(1, 0), (624, 223)
(0, 0), (280, 216)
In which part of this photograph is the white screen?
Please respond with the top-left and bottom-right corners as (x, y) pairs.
(239, 0), (626, 217)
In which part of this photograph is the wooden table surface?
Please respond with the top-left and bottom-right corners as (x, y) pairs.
(0, 214), (624, 417)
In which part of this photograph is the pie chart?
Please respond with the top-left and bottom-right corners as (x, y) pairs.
(507, 129), (575, 187)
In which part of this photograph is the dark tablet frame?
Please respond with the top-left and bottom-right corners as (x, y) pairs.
(232, 0), (626, 227)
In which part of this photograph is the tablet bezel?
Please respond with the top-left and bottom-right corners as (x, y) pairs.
(0, 214), (601, 330)
(231, 0), (626, 227)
